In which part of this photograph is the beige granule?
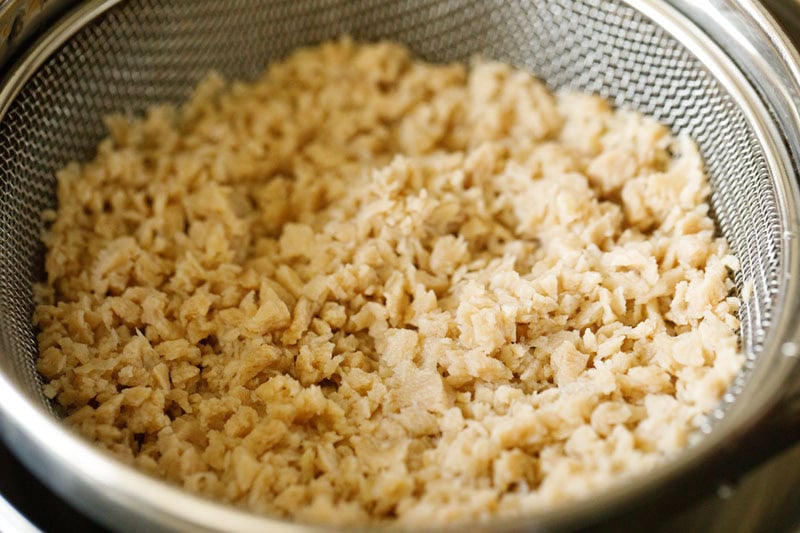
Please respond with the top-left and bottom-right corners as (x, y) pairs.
(34, 39), (743, 526)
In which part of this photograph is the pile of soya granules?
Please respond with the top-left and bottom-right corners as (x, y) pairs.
(34, 39), (742, 526)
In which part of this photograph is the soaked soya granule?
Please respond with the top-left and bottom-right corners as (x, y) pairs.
(34, 39), (742, 526)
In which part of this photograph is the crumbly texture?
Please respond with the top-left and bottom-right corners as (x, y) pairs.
(34, 39), (743, 526)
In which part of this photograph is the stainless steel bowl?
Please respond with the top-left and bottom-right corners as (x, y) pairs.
(2, 1), (800, 531)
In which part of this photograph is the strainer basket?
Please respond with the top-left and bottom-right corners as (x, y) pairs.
(2, 0), (800, 531)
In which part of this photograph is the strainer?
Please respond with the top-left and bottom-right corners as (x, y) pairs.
(1, 0), (800, 531)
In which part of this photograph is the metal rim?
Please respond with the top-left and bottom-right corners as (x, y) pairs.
(0, 491), (39, 533)
(1, 0), (800, 531)
(0, 0), (75, 66)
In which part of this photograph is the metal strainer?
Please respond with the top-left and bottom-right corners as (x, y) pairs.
(2, 0), (800, 531)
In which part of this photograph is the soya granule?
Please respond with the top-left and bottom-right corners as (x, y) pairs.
(34, 39), (742, 525)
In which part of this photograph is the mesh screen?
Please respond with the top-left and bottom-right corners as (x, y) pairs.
(0, 0), (780, 421)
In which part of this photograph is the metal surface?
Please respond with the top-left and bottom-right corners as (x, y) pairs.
(0, 437), (103, 532)
(1, 0), (800, 531)
(0, 0), (74, 65)
(0, 492), (40, 533)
